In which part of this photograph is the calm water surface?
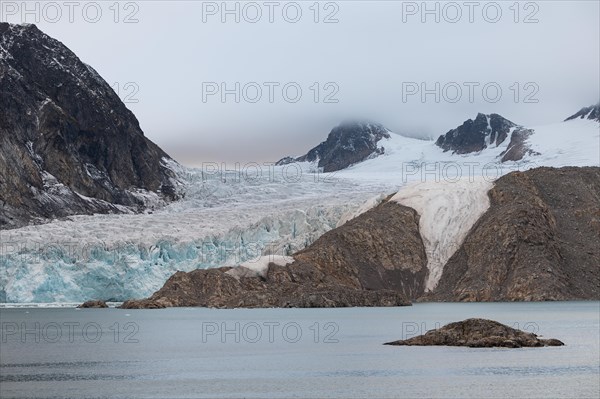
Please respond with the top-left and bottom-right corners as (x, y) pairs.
(1, 302), (599, 398)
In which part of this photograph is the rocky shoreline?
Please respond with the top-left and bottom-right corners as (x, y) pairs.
(120, 267), (410, 309)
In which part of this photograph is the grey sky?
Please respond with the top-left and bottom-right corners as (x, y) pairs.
(3, 1), (599, 166)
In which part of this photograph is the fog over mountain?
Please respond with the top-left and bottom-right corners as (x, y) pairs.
(3, 1), (598, 165)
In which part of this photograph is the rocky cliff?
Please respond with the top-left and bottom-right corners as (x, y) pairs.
(436, 113), (517, 154)
(277, 122), (390, 172)
(0, 23), (179, 229)
(428, 167), (600, 301)
(288, 198), (428, 299)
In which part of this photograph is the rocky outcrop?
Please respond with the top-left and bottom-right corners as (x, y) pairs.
(277, 122), (390, 172)
(565, 103), (600, 122)
(120, 267), (411, 309)
(428, 167), (600, 301)
(120, 198), (427, 308)
(78, 300), (109, 308)
(0, 23), (179, 229)
(436, 113), (517, 154)
(290, 198), (428, 300)
(384, 318), (564, 348)
(500, 127), (539, 162)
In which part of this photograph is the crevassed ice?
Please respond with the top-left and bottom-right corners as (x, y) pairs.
(0, 164), (386, 303)
(2, 117), (598, 303)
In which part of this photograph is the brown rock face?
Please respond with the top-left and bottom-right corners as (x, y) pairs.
(428, 167), (600, 301)
(384, 318), (564, 348)
(120, 267), (411, 309)
(121, 199), (427, 309)
(292, 199), (428, 300)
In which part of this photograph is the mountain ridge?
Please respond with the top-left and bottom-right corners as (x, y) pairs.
(0, 22), (180, 229)
(565, 103), (600, 122)
(277, 121), (391, 172)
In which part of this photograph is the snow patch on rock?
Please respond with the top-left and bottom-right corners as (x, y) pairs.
(392, 177), (493, 291)
(226, 255), (295, 279)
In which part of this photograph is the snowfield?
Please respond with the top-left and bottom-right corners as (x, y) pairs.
(526, 119), (600, 167)
(1, 117), (598, 303)
(392, 178), (493, 291)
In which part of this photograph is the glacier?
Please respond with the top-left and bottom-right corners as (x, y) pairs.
(1, 117), (598, 303)
(0, 165), (386, 303)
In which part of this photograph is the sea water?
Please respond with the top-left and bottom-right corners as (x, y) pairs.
(1, 302), (598, 398)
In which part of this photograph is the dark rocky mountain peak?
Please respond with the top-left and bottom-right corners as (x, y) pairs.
(0, 23), (180, 229)
(277, 121), (391, 172)
(436, 113), (517, 154)
(564, 103), (600, 122)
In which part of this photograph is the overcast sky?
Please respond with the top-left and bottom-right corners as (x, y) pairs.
(3, 1), (599, 166)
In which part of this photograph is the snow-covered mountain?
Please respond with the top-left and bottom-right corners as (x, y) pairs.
(565, 103), (600, 122)
(328, 109), (598, 185)
(1, 24), (598, 304)
(0, 23), (180, 230)
(277, 122), (391, 172)
(436, 113), (517, 154)
(2, 108), (597, 304)
(280, 108), (598, 181)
